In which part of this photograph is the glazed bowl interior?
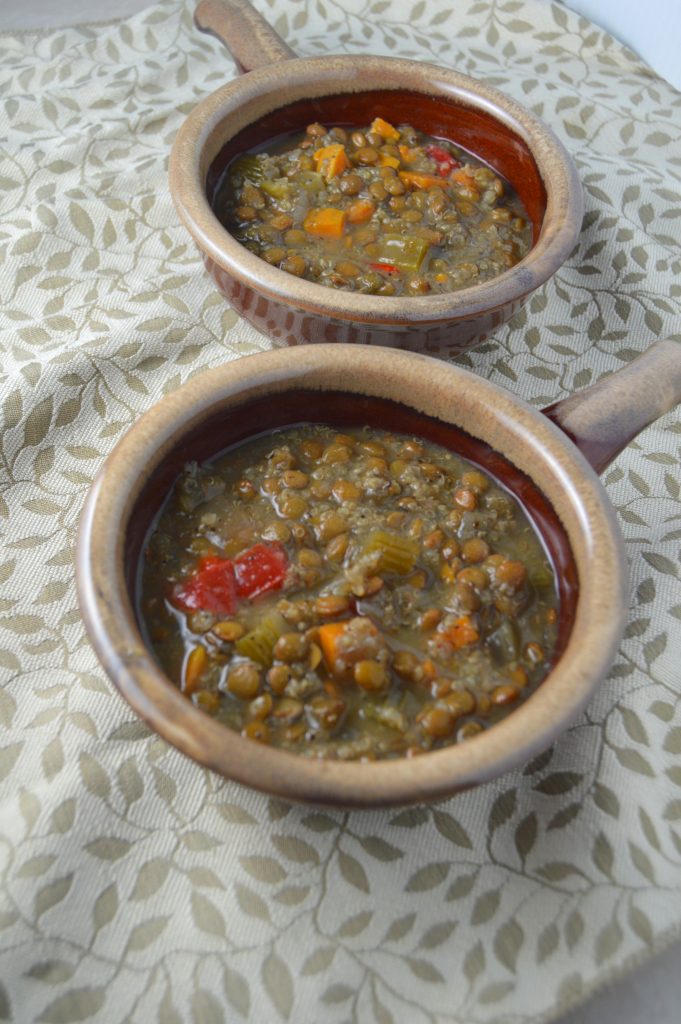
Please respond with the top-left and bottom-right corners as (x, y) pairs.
(78, 346), (626, 808)
(170, 55), (582, 346)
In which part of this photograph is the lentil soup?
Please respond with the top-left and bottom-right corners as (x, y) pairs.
(139, 420), (562, 762)
(213, 117), (532, 296)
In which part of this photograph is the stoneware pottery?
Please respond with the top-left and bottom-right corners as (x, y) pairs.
(168, 0), (584, 354)
(76, 340), (681, 808)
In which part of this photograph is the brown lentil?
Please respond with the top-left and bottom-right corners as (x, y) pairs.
(418, 705), (456, 739)
(354, 660), (389, 691)
(491, 684), (520, 705)
(315, 594), (351, 618)
(212, 620), (246, 642)
(195, 690), (221, 714)
(273, 632), (309, 663)
(228, 663), (261, 700)
(242, 720), (270, 742)
(325, 534), (349, 562)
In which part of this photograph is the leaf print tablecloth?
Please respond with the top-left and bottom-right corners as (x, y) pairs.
(1, 2), (680, 1022)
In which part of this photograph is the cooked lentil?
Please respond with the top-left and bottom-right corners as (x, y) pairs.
(213, 118), (532, 296)
(139, 425), (558, 761)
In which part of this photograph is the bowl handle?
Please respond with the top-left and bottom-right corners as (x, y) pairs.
(542, 338), (681, 474)
(194, 0), (296, 73)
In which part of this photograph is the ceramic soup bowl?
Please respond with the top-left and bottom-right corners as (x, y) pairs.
(168, 0), (584, 355)
(76, 340), (681, 808)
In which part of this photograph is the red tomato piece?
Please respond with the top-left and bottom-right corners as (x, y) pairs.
(173, 556), (237, 616)
(234, 542), (288, 600)
(425, 144), (461, 175)
(425, 144), (450, 162)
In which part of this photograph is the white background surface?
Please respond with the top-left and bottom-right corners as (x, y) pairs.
(2, 1), (679, 1022)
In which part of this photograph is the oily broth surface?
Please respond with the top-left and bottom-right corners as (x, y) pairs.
(139, 424), (558, 761)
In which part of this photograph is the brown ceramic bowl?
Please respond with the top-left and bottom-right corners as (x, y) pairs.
(76, 341), (681, 807)
(168, 0), (584, 355)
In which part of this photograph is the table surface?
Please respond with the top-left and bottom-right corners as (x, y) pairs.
(1, 3), (679, 1023)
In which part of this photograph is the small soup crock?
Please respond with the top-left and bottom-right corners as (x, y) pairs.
(76, 340), (681, 808)
(168, 0), (584, 355)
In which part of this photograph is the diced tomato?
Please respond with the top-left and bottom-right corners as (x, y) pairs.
(369, 262), (400, 275)
(234, 542), (288, 600)
(172, 543), (288, 615)
(425, 144), (450, 162)
(173, 556), (237, 616)
(425, 143), (461, 176)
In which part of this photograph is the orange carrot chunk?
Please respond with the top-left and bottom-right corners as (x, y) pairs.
(303, 207), (347, 239)
(370, 117), (400, 141)
(399, 170), (447, 190)
(398, 144), (419, 164)
(445, 615), (480, 649)
(346, 198), (376, 224)
(451, 168), (480, 192)
(318, 621), (351, 674)
(313, 144), (350, 180)
(318, 618), (384, 676)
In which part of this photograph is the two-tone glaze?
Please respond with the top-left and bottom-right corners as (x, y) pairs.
(75, 342), (681, 808)
(169, 0), (584, 353)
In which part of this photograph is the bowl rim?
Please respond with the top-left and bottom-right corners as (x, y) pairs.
(169, 53), (584, 326)
(76, 345), (627, 808)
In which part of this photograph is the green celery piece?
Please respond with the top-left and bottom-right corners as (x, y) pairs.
(374, 235), (430, 272)
(260, 177), (291, 199)
(229, 154), (264, 184)
(297, 171), (323, 192)
(362, 702), (407, 732)
(235, 613), (286, 667)
(362, 530), (419, 574)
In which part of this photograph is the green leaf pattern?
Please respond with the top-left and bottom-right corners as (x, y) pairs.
(1, 1), (680, 1021)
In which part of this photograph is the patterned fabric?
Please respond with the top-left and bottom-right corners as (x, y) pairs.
(1, 2), (680, 1021)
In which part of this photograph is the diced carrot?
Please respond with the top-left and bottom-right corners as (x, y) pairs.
(379, 152), (400, 169)
(318, 618), (383, 676)
(318, 621), (351, 674)
(445, 615), (479, 649)
(327, 150), (350, 179)
(313, 143), (350, 180)
(183, 645), (208, 695)
(370, 117), (400, 140)
(451, 168), (479, 192)
(398, 144), (419, 164)
(398, 170), (447, 190)
(347, 198), (376, 224)
(303, 207), (347, 239)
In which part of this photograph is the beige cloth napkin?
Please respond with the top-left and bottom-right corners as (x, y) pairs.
(1, 2), (680, 1021)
